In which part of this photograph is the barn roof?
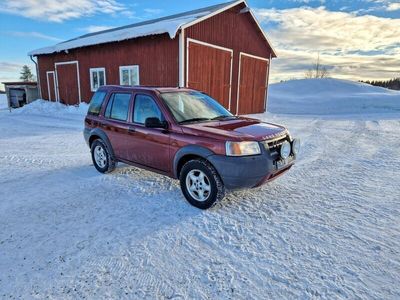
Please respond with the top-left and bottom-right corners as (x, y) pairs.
(28, 0), (276, 57)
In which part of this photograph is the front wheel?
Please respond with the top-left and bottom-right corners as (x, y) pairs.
(179, 159), (225, 209)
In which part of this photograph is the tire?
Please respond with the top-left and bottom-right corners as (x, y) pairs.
(90, 139), (116, 173)
(179, 159), (225, 209)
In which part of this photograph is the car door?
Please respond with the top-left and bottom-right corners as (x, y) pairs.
(100, 92), (133, 160)
(126, 93), (170, 172)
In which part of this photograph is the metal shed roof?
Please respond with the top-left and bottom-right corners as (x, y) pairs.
(28, 0), (276, 57)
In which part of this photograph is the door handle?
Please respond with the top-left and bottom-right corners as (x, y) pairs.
(128, 127), (136, 133)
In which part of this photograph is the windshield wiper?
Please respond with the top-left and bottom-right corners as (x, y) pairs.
(179, 117), (211, 124)
(211, 115), (237, 120)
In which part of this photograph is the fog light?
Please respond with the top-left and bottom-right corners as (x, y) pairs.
(292, 138), (300, 155)
(280, 141), (291, 159)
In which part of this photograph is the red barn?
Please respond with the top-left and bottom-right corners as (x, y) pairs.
(29, 0), (276, 115)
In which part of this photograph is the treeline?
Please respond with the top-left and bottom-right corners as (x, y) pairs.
(360, 78), (400, 90)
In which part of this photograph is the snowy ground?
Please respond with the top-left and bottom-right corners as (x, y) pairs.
(1, 80), (400, 299)
(0, 94), (7, 110)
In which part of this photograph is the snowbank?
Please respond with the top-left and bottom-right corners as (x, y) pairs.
(268, 78), (400, 115)
(0, 94), (7, 110)
(12, 99), (88, 117)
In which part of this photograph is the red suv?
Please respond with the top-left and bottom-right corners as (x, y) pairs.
(84, 86), (299, 209)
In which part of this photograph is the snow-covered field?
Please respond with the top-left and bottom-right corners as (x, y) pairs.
(0, 79), (399, 299)
(269, 78), (400, 115)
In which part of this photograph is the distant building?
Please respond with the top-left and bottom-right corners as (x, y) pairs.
(29, 0), (276, 114)
(2, 82), (38, 108)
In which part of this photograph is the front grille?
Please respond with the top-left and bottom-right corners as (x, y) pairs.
(262, 134), (290, 153)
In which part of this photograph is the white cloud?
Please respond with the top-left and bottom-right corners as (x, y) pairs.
(81, 25), (115, 33)
(255, 7), (400, 81)
(143, 8), (163, 15)
(6, 31), (62, 42)
(387, 3), (400, 11)
(0, 0), (129, 22)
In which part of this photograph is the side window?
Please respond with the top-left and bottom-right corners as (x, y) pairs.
(119, 66), (140, 86)
(104, 93), (131, 121)
(90, 68), (106, 92)
(88, 91), (107, 115)
(133, 94), (163, 124)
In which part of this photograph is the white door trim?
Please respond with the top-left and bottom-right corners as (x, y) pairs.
(46, 71), (56, 101)
(54, 60), (81, 104)
(236, 52), (269, 115)
(264, 53), (272, 111)
(179, 29), (185, 87)
(186, 38), (233, 110)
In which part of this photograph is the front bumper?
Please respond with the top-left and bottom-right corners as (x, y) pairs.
(207, 142), (296, 190)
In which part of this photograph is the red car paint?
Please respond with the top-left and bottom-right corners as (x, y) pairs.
(84, 86), (295, 186)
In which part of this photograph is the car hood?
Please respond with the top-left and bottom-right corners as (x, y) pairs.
(181, 117), (287, 141)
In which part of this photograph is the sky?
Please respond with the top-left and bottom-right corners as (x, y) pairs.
(0, 0), (399, 90)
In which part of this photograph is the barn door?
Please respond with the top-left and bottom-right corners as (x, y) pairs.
(46, 71), (56, 101)
(237, 53), (269, 115)
(187, 39), (232, 110)
(55, 61), (81, 105)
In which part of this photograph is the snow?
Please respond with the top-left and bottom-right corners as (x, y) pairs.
(0, 94), (7, 110)
(1, 80), (400, 298)
(268, 78), (400, 115)
(29, 11), (211, 56)
(13, 99), (89, 117)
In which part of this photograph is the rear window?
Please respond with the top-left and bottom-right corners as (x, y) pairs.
(104, 93), (131, 121)
(88, 91), (107, 115)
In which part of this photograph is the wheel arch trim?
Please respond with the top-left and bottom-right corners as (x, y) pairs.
(173, 145), (215, 178)
(88, 128), (115, 158)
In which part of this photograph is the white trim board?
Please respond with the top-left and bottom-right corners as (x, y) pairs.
(54, 60), (81, 104)
(179, 29), (185, 87)
(186, 38), (233, 110)
(236, 51), (269, 115)
(264, 53), (272, 111)
(45, 71), (56, 101)
(181, 0), (277, 57)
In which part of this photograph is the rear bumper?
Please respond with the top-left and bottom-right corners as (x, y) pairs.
(83, 127), (90, 147)
(207, 148), (295, 190)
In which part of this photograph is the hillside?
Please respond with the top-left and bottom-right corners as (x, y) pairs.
(268, 78), (400, 115)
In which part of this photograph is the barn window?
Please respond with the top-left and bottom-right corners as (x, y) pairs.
(119, 65), (140, 86)
(90, 68), (106, 92)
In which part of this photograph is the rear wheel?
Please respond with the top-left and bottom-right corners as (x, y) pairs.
(180, 159), (225, 209)
(91, 139), (116, 173)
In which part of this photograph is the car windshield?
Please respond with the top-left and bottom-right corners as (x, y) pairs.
(160, 91), (234, 124)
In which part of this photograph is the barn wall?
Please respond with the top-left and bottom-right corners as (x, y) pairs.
(185, 3), (274, 114)
(38, 33), (179, 103)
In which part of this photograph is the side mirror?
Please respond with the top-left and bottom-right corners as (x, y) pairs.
(144, 117), (168, 129)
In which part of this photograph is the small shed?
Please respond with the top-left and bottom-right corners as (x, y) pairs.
(2, 82), (39, 108)
(29, 0), (277, 114)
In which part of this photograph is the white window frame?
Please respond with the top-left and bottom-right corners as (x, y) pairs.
(119, 65), (140, 86)
(90, 67), (106, 92)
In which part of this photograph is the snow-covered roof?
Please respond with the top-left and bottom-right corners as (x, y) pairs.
(29, 1), (242, 56)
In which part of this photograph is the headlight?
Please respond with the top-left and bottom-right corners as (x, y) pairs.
(292, 138), (300, 155)
(280, 141), (291, 159)
(226, 141), (261, 156)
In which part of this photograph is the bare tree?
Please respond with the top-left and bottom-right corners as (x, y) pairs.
(305, 53), (329, 79)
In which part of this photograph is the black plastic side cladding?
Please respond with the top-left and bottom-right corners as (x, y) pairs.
(173, 145), (215, 178)
(84, 127), (115, 158)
